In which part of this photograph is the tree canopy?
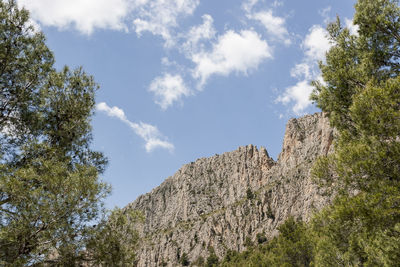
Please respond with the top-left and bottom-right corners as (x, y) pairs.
(309, 1), (400, 265)
(311, 0), (400, 132)
(0, 1), (139, 265)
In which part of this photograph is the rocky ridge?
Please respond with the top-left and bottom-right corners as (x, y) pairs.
(126, 112), (335, 266)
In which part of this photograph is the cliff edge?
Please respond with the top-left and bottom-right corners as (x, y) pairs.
(126, 112), (334, 266)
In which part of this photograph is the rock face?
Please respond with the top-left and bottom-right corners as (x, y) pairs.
(126, 112), (334, 266)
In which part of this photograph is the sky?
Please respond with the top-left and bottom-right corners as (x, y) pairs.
(17, 0), (357, 209)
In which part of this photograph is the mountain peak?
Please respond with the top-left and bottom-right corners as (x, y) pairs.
(126, 112), (334, 266)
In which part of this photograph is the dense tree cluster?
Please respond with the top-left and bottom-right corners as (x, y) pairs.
(310, 0), (400, 265)
(218, 218), (313, 267)
(0, 1), (140, 265)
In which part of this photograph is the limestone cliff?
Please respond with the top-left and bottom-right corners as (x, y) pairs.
(126, 112), (334, 266)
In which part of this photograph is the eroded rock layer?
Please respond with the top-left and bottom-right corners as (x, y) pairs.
(126, 112), (334, 266)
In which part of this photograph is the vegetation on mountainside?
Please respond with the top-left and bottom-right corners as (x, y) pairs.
(217, 0), (400, 266)
(218, 218), (313, 267)
(0, 0), (139, 265)
(2, 0), (399, 265)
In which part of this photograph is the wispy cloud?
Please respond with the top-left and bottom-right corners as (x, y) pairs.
(132, 0), (199, 47)
(96, 102), (174, 152)
(243, 0), (291, 45)
(21, 0), (294, 111)
(17, 0), (199, 41)
(149, 74), (191, 110)
(272, 0), (284, 8)
(182, 14), (216, 54)
(248, 10), (291, 45)
(242, 0), (259, 13)
(277, 24), (332, 115)
(147, 14), (273, 108)
(318, 6), (332, 24)
(20, 0), (279, 110)
(290, 63), (312, 80)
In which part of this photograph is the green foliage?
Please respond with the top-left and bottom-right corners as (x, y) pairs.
(179, 252), (190, 266)
(0, 0), (134, 265)
(0, 152), (110, 265)
(0, 0), (104, 175)
(313, 77), (400, 193)
(310, 0), (400, 265)
(193, 255), (205, 266)
(271, 218), (314, 267)
(0, 0), (53, 146)
(206, 247), (219, 267)
(246, 188), (254, 200)
(312, 188), (400, 266)
(219, 218), (314, 267)
(244, 237), (254, 248)
(256, 233), (267, 244)
(311, 0), (400, 131)
(266, 204), (275, 220)
(85, 208), (143, 266)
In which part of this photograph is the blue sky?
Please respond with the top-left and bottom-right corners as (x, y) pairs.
(18, 0), (357, 209)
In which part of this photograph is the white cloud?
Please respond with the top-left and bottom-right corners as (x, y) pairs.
(318, 6), (332, 24)
(149, 16), (272, 108)
(17, 0), (199, 40)
(182, 14), (216, 54)
(250, 10), (291, 45)
(303, 25), (332, 61)
(149, 74), (191, 110)
(242, 0), (259, 13)
(191, 30), (272, 87)
(272, 0), (284, 7)
(276, 25), (332, 115)
(161, 57), (176, 67)
(144, 138), (175, 153)
(242, 0), (284, 12)
(96, 102), (174, 152)
(344, 18), (359, 36)
(243, 0), (290, 45)
(97, 102), (127, 120)
(17, 0), (131, 34)
(290, 63), (311, 80)
(276, 80), (314, 115)
(133, 0), (199, 46)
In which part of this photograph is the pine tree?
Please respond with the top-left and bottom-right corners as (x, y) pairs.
(0, 1), (139, 265)
(311, 0), (400, 265)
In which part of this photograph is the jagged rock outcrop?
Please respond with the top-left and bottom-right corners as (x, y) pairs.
(126, 112), (335, 266)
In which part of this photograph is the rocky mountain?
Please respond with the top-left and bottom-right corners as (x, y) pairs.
(126, 112), (335, 266)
